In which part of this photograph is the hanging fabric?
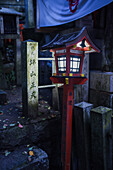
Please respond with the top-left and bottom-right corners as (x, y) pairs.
(36, 0), (113, 28)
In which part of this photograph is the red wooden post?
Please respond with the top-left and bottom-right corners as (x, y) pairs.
(51, 76), (87, 170)
(62, 84), (73, 169)
(61, 79), (73, 170)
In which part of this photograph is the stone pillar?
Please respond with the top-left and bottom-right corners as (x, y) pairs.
(0, 15), (4, 34)
(16, 38), (22, 85)
(22, 41), (38, 118)
(25, 0), (35, 28)
(91, 106), (112, 170)
(72, 102), (93, 170)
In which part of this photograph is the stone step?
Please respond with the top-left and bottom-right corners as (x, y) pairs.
(0, 114), (61, 169)
(0, 145), (49, 170)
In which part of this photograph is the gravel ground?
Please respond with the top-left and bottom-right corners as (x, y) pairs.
(0, 86), (23, 129)
(0, 86), (59, 129)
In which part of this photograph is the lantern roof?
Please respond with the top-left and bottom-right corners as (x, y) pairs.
(0, 7), (22, 16)
(42, 27), (100, 53)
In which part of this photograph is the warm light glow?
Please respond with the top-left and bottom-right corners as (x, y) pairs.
(77, 39), (90, 48)
(57, 55), (66, 72)
(70, 56), (81, 73)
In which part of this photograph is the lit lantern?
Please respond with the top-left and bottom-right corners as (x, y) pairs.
(42, 27), (100, 170)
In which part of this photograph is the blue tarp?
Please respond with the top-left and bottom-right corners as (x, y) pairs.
(36, 0), (113, 28)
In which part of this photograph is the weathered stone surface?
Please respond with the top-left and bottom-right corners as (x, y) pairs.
(0, 146), (49, 170)
(89, 89), (113, 109)
(73, 102), (93, 170)
(22, 41), (38, 118)
(90, 71), (113, 92)
(0, 114), (61, 170)
(91, 106), (112, 170)
(111, 116), (113, 169)
(0, 90), (7, 104)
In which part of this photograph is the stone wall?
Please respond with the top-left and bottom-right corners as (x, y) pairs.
(89, 71), (113, 109)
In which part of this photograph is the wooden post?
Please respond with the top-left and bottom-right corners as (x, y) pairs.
(73, 102), (93, 170)
(0, 15), (4, 34)
(91, 106), (112, 170)
(61, 83), (73, 170)
(22, 41), (38, 118)
(16, 38), (22, 85)
(25, 0), (35, 28)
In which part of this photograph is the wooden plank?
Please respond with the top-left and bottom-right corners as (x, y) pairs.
(0, 34), (20, 39)
(38, 84), (56, 89)
(38, 58), (55, 61)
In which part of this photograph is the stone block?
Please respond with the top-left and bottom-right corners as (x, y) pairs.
(0, 146), (49, 170)
(90, 71), (113, 92)
(91, 106), (112, 170)
(89, 89), (113, 109)
(0, 90), (7, 105)
(90, 71), (102, 90)
(73, 102), (93, 170)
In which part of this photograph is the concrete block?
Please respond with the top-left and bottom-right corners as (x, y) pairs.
(91, 106), (112, 170)
(90, 71), (113, 92)
(73, 102), (93, 170)
(89, 89), (113, 109)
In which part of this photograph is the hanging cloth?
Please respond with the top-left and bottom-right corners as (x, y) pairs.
(36, 0), (113, 28)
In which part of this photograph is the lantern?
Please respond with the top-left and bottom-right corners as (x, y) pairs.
(42, 27), (100, 170)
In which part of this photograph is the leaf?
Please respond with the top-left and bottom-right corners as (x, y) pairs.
(48, 107), (51, 110)
(29, 147), (33, 151)
(22, 151), (27, 155)
(51, 114), (56, 118)
(18, 123), (23, 128)
(9, 123), (15, 127)
(28, 156), (32, 162)
(29, 151), (34, 156)
(0, 111), (3, 115)
(21, 117), (25, 119)
(3, 126), (6, 129)
(5, 150), (11, 156)
(42, 118), (46, 121)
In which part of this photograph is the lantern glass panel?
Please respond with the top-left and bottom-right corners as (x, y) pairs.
(70, 55), (81, 73)
(57, 55), (66, 72)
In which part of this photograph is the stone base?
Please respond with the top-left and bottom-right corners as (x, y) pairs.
(0, 146), (49, 170)
(89, 89), (113, 109)
(0, 90), (7, 105)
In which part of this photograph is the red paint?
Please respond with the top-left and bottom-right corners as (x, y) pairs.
(50, 76), (87, 85)
(80, 52), (84, 73)
(54, 52), (58, 75)
(19, 24), (24, 41)
(68, 0), (80, 13)
(66, 48), (70, 74)
(61, 83), (74, 170)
